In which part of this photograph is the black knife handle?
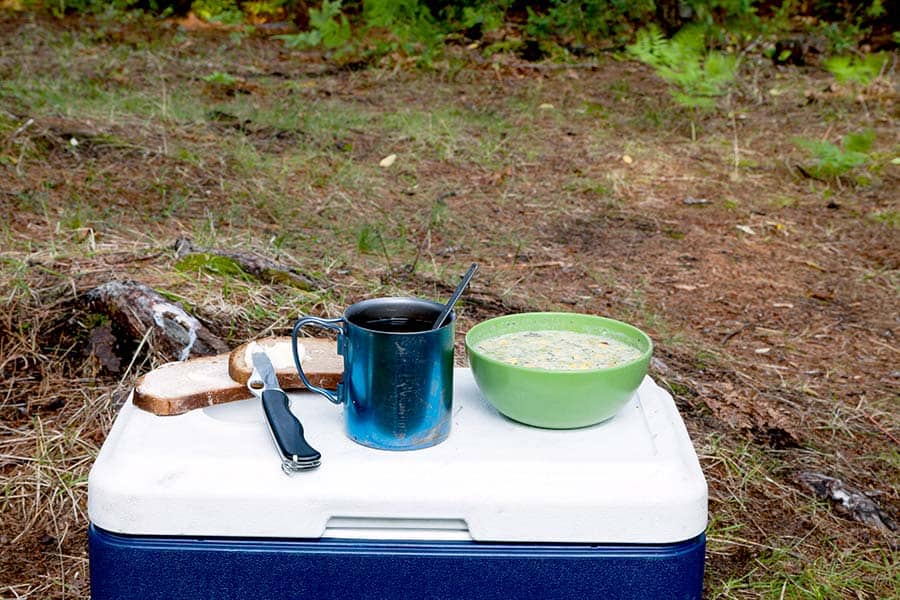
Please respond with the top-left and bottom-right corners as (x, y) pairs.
(261, 389), (321, 464)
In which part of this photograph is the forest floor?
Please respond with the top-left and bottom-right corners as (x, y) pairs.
(0, 10), (898, 599)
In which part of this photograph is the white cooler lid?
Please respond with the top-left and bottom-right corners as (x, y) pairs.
(88, 368), (707, 544)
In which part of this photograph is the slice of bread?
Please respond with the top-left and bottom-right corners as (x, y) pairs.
(133, 353), (248, 416)
(228, 336), (342, 391)
(133, 337), (342, 416)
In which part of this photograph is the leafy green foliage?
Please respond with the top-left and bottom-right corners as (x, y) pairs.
(46, 0), (141, 16)
(685, 0), (758, 24)
(824, 53), (889, 86)
(274, 0), (445, 65)
(842, 129), (876, 154)
(525, 0), (654, 44)
(459, 3), (508, 34)
(27, 0), (894, 74)
(275, 0), (351, 50)
(365, 0), (434, 30)
(241, 1), (287, 19)
(794, 129), (876, 180)
(627, 24), (737, 110)
(192, 0), (244, 24)
(202, 71), (237, 85)
(363, 0), (445, 65)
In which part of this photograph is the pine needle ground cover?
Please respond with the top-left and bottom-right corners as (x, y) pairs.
(0, 10), (897, 599)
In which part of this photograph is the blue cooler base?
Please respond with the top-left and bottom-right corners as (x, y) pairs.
(89, 524), (705, 600)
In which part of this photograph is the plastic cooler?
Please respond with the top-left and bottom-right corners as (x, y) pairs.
(88, 368), (708, 600)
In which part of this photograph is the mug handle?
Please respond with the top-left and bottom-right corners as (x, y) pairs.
(292, 316), (345, 405)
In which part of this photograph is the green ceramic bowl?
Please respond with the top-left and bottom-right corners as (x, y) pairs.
(465, 312), (653, 429)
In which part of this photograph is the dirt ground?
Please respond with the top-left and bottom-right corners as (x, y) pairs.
(0, 11), (897, 599)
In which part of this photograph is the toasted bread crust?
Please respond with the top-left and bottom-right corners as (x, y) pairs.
(133, 383), (249, 416)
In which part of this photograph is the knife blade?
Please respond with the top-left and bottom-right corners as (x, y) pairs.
(248, 348), (321, 473)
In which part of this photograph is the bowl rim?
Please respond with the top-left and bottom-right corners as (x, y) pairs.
(464, 311), (653, 375)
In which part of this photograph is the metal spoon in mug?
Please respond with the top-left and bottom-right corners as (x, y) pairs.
(432, 262), (478, 330)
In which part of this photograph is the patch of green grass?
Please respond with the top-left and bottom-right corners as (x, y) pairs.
(239, 298), (283, 324)
(609, 79), (631, 102)
(771, 195), (798, 209)
(0, 110), (19, 136)
(186, 94), (385, 229)
(579, 101), (609, 119)
(869, 209), (899, 228)
(721, 544), (900, 599)
(356, 221), (388, 256)
(0, 257), (34, 301)
(0, 23), (257, 129)
(629, 106), (667, 130)
(1, 65), (207, 126)
(561, 175), (612, 197)
(700, 435), (779, 511)
(704, 512), (748, 557)
(380, 105), (513, 166)
(4, 188), (120, 253)
(877, 447), (900, 473)
(224, 92), (377, 148)
(302, 106), (376, 142)
(616, 285), (689, 349)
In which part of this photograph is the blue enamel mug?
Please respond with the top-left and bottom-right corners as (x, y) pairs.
(292, 297), (454, 451)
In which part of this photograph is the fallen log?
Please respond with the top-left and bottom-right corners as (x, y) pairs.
(85, 280), (229, 362)
(173, 237), (320, 291)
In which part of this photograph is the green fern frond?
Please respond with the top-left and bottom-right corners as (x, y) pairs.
(824, 53), (888, 85)
(670, 25), (706, 56)
(274, 0), (350, 50)
(626, 24), (667, 66)
(672, 91), (716, 109)
(843, 129), (875, 153)
(794, 130), (874, 179)
(627, 25), (736, 111)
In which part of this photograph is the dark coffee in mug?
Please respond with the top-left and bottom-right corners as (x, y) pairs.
(359, 317), (434, 333)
